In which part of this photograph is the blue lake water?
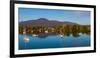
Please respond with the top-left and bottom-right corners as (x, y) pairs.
(19, 33), (90, 50)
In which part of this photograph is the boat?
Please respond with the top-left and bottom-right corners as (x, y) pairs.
(23, 31), (26, 34)
(32, 34), (38, 37)
(45, 30), (48, 33)
(59, 34), (64, 38)
(24, 36), (30, 43)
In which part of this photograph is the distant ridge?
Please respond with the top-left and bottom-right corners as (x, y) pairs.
(19, 18), (79, 27)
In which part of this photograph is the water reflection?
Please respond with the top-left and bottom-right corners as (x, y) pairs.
(19, 32), (90, 50)
(23, 32), (90, 43)
(31, 31), (90, 38)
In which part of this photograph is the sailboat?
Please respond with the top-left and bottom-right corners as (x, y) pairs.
(23, 29), (30, 43)
(24, 36), (30, 43)
(23, 29), (26, 34)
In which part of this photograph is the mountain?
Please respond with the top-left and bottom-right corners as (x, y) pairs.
(19, 18), (78, 27)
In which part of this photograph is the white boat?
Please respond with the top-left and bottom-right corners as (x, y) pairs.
(32, 34), (38, 37)
(59, 34), (64, 37)
(24, 36), (29, 43)
(23, 29), (26, 34)
(23, 31), (26, 34)
(45, 30), (48, 33)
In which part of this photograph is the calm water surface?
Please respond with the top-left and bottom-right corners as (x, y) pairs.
(19, 33), (90, 50)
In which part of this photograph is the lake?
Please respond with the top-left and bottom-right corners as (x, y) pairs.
(18, 33), (90, 50)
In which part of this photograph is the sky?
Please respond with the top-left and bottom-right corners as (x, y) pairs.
(18, 8), (91, 25)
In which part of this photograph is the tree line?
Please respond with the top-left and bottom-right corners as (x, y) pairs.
(19, 24), (90, 37)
